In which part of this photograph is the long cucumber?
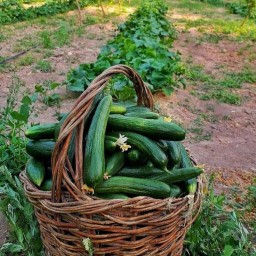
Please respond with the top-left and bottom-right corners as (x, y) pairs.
(108, 131), (168, 170)
(107, 114), (186, 141)
(83, 95), (112, 188)
(95, 176), (171, 199)
(148, 167), (203, 185)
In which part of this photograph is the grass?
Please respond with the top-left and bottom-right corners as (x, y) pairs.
(167, 0), (256, 41)
(186, 63), (256, 105)
(200, 89), (242, 105)
(35, 60), (54, 73)
(184, 175), (256, 256)
(18, 54), (36, 66)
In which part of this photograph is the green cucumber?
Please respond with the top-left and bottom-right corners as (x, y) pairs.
(105, 135), (118, 152)
(117, 166), (164, 178)
(124, 111), (159, 119)
(104, 151), (125, 179)
(108, 131), (168, 170)
(168, 184), (182, 197)
(95, 176), (171, 199)
(84, 95), (112, 188)
(180, 144), (197, 194)
(26, 158), (45, 186)
(166, 141), (181, 168)
(26, 140), (55, 160)
(40, 179), (53, 191)
(148, 167), (203, 185)
(157, 140), (169, 152)
(54, 93), (102, 140)
(110, 102), (127, 114)
(25, 123), (57, 140)
(108, 114), (185, 141)
(126, 148), (147, 165)
(126, 106), (151, 113)
(95, 193), (129, 200)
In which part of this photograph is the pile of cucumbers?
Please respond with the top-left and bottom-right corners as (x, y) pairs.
(25, 95), (203, 199)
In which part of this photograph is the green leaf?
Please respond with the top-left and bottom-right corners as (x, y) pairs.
(162, 86), (174, 96)
(10, 111), (27, 122)
(21, 96), (32, 105)
(222, 245), (234, 256)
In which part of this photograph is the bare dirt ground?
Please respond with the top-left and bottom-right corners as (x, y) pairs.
(0, 2), (256, 247)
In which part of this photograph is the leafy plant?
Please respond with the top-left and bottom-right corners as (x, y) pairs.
(34, 80), (62, 106)
(184, 175), (255, 256)
(0, 0), (89, 25)
(0, 75), (44, 255)
(66, 0), (185, 100)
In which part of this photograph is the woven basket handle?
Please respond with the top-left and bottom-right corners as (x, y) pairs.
(51, 64), (154, 203)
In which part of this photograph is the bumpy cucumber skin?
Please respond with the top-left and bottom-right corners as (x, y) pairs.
(148, 167), (203, 185)
(117, 166), (164, 178)
(26, 158), (45, 186)
(25, 123), (57, 140)
(95, 193), (129, 200)
(166, 141), (181, 168)
(84, 95), (112, 188)
(126, 148), (147, 165)
(95, 176), (171, 199)
(108, 114), (186, 141)
(110, 103), (127, 114)
(179, 144), (198, 194)
(40, 179), (53, 191)
(105, 135), (118, 153)
(26, 140), (55, 160)
(105, 151), (125, 177)
(124, 111), (159, 119)
(108, 131), (168, 170)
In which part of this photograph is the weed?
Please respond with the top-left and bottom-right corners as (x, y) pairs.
(186, 65), (213, 83)
(39, 30), (54, 49)
(0, 75), (43, 255)
(200, 89), (241, 105)
(34, 80), (61, 107)
(35, 60), (54, 73)
(197, 33), (222, 44)
(84, 16), (100, 25)
(18, 54), (35, 66)
(184, 175), (255, 256)
(54, 22), (73, 47)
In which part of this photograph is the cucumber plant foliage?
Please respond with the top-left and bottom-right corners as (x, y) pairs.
(66, 1), (186, 100)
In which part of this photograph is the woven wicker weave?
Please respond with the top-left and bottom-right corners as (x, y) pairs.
(20, 65), (203, 256)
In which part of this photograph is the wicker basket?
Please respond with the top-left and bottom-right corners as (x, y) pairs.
(20, 65), (203, 256)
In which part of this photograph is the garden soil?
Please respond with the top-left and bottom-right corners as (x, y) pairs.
(0, 5), (256, 246)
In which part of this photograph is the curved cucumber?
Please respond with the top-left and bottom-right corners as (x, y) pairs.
(95, 193), (129, 200)
(26, 140), (55, 160)
(180, 144), (197, 194)
(25, 123), (57, 140)
(148, 167), (203, 185)
(105, 135), (118, 152)
(84, 95), (112, 188)
(124, 111), (159, 119)
(166, 141), (181, 167)
(95, 176), (171, 199)
(117, 166), (164, 178)
(105, 151), (125, 178)
(40, 179), (53, 191)
(26, 158), (45, 186)
(108, 114), (185, 141)
(168, 184), (182, 197)
(126, 148), (147, 165)
(108, 131), (168, 170)
(110, 103), (127, 114)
